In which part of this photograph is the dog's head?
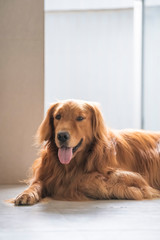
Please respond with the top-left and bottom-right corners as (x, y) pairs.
(36, 100), (106, 164)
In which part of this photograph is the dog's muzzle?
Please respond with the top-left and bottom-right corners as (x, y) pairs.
(58, 138), (83, 164)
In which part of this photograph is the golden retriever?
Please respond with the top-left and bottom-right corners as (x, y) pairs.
(14, 100), (160, 205)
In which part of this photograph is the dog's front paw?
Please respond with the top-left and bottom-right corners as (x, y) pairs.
(14, 192), (38, 206)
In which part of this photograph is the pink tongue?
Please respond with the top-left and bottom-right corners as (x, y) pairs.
(58, 148), (73, 164)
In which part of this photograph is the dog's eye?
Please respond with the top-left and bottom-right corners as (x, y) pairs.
(76, 116), (84, 121)
(55, 114), (61, 120)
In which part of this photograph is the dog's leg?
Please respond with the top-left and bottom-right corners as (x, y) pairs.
(14, 182), (42, 205)
(78, 170), (160, 200)
(105, 169), (160, 200)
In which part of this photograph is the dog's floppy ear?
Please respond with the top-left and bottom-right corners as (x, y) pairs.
(87, 103), (107, 140)
(36, 103), (58, 144)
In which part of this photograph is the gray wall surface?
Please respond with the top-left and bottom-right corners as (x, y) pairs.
(144, 6), (160, 131)
(0, 0), (44, 184)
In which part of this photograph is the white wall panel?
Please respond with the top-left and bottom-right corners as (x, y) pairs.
(45, 9), (138, 129)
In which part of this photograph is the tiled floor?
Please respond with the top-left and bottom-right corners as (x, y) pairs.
(0, 185), (160, 240)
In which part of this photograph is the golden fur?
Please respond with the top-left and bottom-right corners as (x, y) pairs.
(14, 100), (160, 205)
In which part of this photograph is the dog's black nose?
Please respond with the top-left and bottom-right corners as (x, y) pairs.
(57, 132), (70, 143)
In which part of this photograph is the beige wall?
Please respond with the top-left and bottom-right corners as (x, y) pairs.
(0, 0), (44, 183)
